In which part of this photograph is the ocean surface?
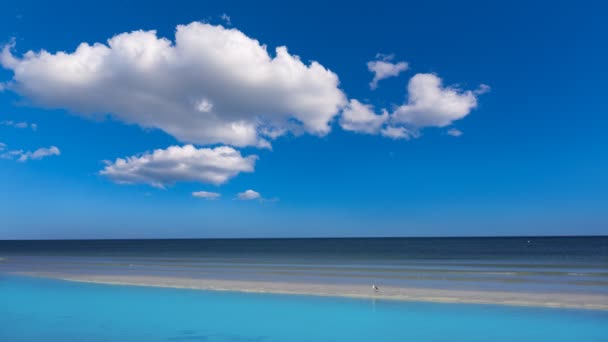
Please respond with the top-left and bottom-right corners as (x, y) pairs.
(1, 237), (607, 294)
(1, 274), (607, 342)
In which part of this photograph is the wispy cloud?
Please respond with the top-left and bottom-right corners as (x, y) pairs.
(380, 126), (417, 140)
(367, 53), (409, 89)
(1, 120), (37, 131)
(0, 143), (60, 161)
(192, 191), (221, 200)
(447, 128), (463, 137)
(219, 13), (232, 26)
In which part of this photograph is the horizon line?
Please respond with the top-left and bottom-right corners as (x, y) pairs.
(1, 234), (606, 242)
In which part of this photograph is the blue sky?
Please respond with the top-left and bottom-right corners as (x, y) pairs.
(0, 0), (607, 239)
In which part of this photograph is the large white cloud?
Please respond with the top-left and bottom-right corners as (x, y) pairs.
(100, 145), (257, 188)
(1, 22), (347, 147)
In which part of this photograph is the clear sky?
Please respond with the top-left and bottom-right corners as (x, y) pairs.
(0, 0), (607, 239)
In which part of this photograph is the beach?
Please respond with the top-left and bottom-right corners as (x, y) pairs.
(12, 272), (608, 310)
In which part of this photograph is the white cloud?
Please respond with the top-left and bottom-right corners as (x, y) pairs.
(1, 22), (347, 147)
(192, 190), (221, 199)
(100, 145), (257, 188)
(339, 99), (388, 134)
(447, 128), (463, 137)
(342, 73), (487, 139)
(392, 73), (487, 127)
(380, 126), (416, 140)
(237, 189), (261, 200)
(1, 120), (37, 130)
(0, 143), (60, 161)
(18, 146), (60, 161)
(367, 54), (408, 90)
(474, 84), (491, 95)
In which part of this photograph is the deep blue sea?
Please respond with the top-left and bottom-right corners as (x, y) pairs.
(1, 237), (607, 294)
(0, 275), (607, 342)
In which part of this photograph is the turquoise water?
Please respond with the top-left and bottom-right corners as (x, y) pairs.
(1, 275), (607, 341)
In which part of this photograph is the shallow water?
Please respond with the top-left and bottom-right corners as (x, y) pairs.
(1, 275), (607, 342)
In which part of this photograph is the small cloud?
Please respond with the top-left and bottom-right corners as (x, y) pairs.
(220, 13), (232, 26)
(100, 145), (257, 188)
(192, 191), (221, 200)
(237, 189), (261, 200)
(474, 84), (491, 95)
(1, 120), (37, 130)
(447, 128), (463, 137)
(339, 74), (487, 141)
(375, 53), (395, 61)
(0, 143), (60, 161)
(367, 54), (409, 89)
(380, 126), (416, 140)
(18, 146), (60, 161)
(391, 73), (486, 127)
(196, 98), (213, 113)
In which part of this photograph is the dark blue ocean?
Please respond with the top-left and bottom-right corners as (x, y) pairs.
(1, 236), (607, 294)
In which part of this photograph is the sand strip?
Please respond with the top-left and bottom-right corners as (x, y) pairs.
(12, 272), (608, 311)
